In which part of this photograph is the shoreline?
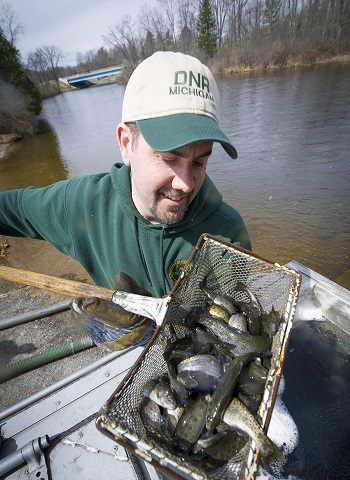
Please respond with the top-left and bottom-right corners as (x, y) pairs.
(0, 134), (23, 159)
(220, 53), (350, 74)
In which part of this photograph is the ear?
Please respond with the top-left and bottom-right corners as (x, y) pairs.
(116, 122), (132, 166)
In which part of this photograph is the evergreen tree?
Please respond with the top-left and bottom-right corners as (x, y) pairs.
(196, 0), (217, 57)
(0, 29), (42, 116)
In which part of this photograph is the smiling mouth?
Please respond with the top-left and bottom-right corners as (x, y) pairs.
(159, 190), (192, 204)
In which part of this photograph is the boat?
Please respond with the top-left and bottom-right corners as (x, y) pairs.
(0, 238), (349, 479)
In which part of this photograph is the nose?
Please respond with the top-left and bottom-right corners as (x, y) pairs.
(171, 163), (195, 193)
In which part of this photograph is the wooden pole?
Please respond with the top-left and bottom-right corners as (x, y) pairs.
(0, 265), (114, 299)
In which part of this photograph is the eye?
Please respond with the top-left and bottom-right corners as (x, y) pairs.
(194, 161), (205, 168)
(194, 157), (209, 170)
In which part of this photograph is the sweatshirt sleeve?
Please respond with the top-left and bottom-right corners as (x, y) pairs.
(0, 180), (76, 257)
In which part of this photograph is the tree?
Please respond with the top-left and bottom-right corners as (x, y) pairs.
(197, 0), (218, 57)
(0, 30), (42, 134)
(28, 45), (64, 94)
(178, 25), (196, 54)
(0, 1), (24, 46)
(263, 0), (282, 36)
(103, 15), (141, 77)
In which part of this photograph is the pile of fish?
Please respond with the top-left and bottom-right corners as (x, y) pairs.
(139, 279), (285, 474)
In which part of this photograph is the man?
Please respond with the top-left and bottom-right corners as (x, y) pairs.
(0, 51), (251, 297)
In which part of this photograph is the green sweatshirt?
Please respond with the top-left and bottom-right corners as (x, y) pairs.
(0, 163), (251, 297)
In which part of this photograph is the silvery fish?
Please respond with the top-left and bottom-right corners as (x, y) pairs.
(228, 312), (248, 332)
(163, 336), (198, 364)
(167, 358), (188, 406)
(237, 360), (268, 396)
(223, 397), (284, 469)
(235, 281), (263, 312)
(206, 353), (254, 434)
(200, 278), (237, 315)
(144, 376), (178, 410)
(177, 354), (223, 393)
(190, 309), (271, 357)
(174, 394), (209, 453)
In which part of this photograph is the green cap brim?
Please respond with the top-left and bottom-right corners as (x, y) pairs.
(136, 114), (237, 159)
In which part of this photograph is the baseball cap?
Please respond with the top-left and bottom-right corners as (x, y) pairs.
(122, 51), (238, 159)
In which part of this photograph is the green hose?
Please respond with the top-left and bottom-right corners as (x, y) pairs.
(0, 337), (94, 383)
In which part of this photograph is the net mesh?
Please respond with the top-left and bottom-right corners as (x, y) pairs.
(97, 235), (301, 480)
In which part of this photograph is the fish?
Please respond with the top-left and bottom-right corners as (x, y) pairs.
(71, 299), (154, 351)
(223, 397), (284, 469)
(206, 353), (254, 434)
(71, 296), (141, 328)
(143, 376), (178, 410)
(113, 271), (152, 295)
(191, 429), (228, 457)
(208, 304), (231, 323)
(167, 358), (189, 406)
(104, 317), (155, 351)
(235, 281), (263, 312)
(71, 271), (156, 351)
(199, 429), (247, 464)
(163, 336), (198, 364)
(189, 309), (271, 357)
(237, 360), (268, 396)
(139, 397), (168, 441)
(262, 306), (282, 335)
(228, 312), (248, 332)
(177, 354), (224, 393)
(199, 278), (237, 315)
(113, 272), (153, 297)
(174, 393), (209, 453)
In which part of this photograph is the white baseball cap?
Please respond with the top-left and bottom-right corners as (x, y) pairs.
(122, 51), (237, 159)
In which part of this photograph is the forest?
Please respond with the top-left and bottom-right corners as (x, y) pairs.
(1, 0), (349, 135)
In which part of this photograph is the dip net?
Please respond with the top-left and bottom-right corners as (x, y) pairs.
(96, 234), (301, 480)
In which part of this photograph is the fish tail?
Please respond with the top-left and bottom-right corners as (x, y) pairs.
(260, 439), (285, 472)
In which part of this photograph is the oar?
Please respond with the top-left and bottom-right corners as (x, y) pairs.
(0, 265), (114, 299)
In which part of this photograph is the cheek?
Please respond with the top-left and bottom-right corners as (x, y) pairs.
(193, 170), (206, 191)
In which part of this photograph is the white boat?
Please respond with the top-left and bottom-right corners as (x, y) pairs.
(0, 258), (349, 480)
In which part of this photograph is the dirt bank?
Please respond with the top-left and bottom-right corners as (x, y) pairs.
(0, 236), (93, 284)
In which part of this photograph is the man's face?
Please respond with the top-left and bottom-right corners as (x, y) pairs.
(118, 124), (212, 224)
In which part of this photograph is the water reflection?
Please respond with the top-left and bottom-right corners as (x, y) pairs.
(0, 120), (68, 190)
(42, 84), (124, 176)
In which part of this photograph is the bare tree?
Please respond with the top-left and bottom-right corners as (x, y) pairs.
(177, 0), (198, 34)
(103, 15), (141, 77)
(227, 0), (249, 46)
(0, 1), (24, 46)
(157, 0), (177, 46)
(212, 0), (231, 47)
(28, 45), (64, 93)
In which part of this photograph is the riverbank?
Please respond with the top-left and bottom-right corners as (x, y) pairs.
(221, 52), (350, 73)
(0, 133), (23, 159)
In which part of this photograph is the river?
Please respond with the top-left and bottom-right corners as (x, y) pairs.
(0, 62), (349, 289)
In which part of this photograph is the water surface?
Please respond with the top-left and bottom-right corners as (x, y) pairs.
(1, 63), (349, 288)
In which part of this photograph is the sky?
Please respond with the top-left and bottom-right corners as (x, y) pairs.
(8, 0), (158, 66)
